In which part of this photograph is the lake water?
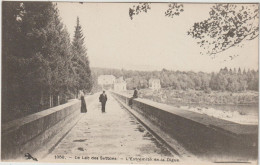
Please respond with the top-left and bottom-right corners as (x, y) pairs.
(180, 103), (259, 116)
(174, 103), (258, 125)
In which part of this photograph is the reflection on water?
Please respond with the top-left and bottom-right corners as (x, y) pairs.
(174, 103), (258, 125)
(177, 103), (259, 116)
(208, 104), (258, 115)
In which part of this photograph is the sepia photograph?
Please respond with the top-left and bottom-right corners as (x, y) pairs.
(1, 1), (259, 164)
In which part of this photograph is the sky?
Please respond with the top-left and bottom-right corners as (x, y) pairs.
(57, 2), (259, 72)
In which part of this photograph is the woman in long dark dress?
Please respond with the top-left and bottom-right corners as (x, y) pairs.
(80, 91), (87, 113)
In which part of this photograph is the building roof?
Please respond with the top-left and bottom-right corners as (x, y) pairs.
(115, 77), (126, 83)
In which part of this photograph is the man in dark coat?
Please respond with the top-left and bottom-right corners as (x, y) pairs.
(99, 91), (107, 113)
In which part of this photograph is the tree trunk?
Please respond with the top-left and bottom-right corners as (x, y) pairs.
(49, 94), (52, 108)
(49, 94), (53, 108)
(40, 90), (44, 110)
(51, 95), (54, 107)
(57, 95), (60, 106)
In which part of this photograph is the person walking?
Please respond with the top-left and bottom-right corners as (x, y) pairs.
(80, 90), (87, 113)
(99, 91), (107, 113)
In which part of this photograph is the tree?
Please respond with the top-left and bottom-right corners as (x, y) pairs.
(227, 75), (240, 92)
(126, 78), (134, 90)
(72, 17), (92, 94)
(2, 2), (24, 117)
(188, 4), (259, 56)
(2, 2), (59, 115)
(233, 68), (237, 74)
(201, 74), (210, 90)
(139, 79), (148, 88)
(238, 67), (242, 75)
(229, 69), (233, 74)
(20, 2), (75, 107)
(243, 68), (247, 75)
(220, 67), (229, 74)
(2, 2), (80, 122)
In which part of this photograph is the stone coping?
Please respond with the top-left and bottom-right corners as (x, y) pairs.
(2, 99), (80, 135)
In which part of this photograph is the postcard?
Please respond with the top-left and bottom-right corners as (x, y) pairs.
(1, 1), (259, 165)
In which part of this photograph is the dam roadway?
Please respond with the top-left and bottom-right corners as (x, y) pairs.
(45, 93), (182, 163)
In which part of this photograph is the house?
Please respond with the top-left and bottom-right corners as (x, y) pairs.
(98, 75), (116, 85)
(98, 75), (116, 90)
(114, 77), (127, 91)
(149, 78), (161, 90)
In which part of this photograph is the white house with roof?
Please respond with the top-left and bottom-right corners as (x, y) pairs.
(98, 75), (116, 85)
(114, 77), (127, 91)
(149, 78), (161, 90)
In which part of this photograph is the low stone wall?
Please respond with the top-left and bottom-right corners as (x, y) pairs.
(111, 92), (258, 160)
(1, 99), (81, 160)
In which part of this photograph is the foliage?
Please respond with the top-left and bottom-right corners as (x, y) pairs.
(129, 3), (184, 20)
(188, 4), (259, 56)
(165, 3), (184, 18)
(129, 3), (258, 56)
(129, 3), (151, 20)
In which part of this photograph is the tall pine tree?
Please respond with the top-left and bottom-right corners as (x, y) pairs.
(72, 17), (92, 95)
